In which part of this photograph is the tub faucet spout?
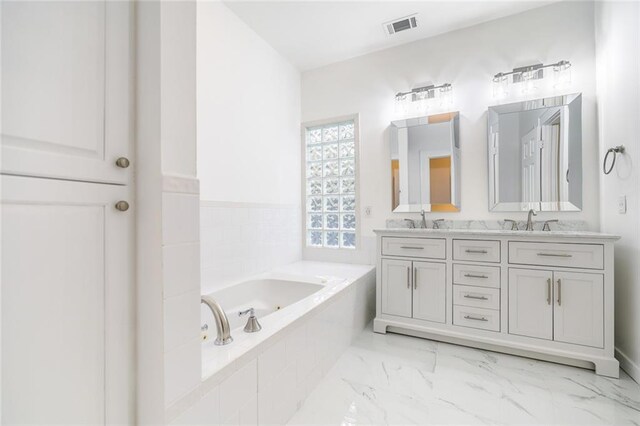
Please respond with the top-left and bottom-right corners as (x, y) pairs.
(201, 295), (233, 345)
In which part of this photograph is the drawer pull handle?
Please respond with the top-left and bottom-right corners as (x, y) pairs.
(537, 252), (573, 258)
(464, 315), (488, 322)
(463, 294), (488, 301)
(465, 249), (488, 254)
(464, 273), (488, 279)
(401, 246), (424, 250)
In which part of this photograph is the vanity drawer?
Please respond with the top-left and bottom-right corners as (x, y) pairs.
(509, 242), (604, 270)
(453, 305), (500, 332)
(453, 285), (500, 310)
(453, 239), (501, 263)
(453, 264), (500, 288)
(381, 237), (446, 259)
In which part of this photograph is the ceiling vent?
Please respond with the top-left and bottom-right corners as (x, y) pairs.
(383, 14), (418, 36)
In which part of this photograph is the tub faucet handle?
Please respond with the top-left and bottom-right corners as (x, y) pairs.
(239, 307), (254, 317)
(239, 307), (262, 333)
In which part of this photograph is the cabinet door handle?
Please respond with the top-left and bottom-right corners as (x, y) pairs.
(407, 266), (410, 289)
(464, 315), (488, 322)
(401, 246), (424, 250)
(547, 278), (551, 305)
(464, 273), (488, 279)
(557, 279), (562, 306)
(463, 294), (488, 300)
(414, 268), (417, 289)
(115, 157), (131, 168)
(465, 249), (488, 254)
(537, 252), (572, 258)
(115, 200), (130, 211)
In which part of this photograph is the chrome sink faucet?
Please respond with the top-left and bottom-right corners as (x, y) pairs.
(201, 295), (233, 345)
(526, 209), (537, 231)
(404, 219), (416, 229)
(432, 219), (445, 229)
(420, 209), (428, 229)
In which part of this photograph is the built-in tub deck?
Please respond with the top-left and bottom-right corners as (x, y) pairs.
(200, 261), (375, 381)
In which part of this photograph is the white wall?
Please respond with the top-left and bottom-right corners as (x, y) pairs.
(197, 2), (302, 291)
(595, 1), (640, 383)
(302, 1), (600, 238)
(197, 1), (300, 205)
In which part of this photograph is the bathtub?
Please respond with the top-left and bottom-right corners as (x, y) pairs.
(202, 277), (324, 332)
(174, 261), (375, 425)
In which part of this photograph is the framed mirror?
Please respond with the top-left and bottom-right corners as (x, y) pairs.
(487, 94), (582, 212)
(390, 112), (460, 212)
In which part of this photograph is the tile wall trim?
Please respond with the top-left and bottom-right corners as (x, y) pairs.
(163, 174), (200, 194)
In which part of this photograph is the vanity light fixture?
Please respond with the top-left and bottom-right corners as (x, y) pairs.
(492, 60), (571, 98)
(394, 83), (453, 116)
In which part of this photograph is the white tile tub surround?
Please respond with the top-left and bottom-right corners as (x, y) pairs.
(163, 177), (203, 407)
(167, 261), (376, 425)
(200, 201), (302, 294)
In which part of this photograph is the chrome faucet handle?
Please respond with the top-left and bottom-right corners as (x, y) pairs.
(504, 219), (518, 230)
(542, 219), (559, 231)
(239, 307), (261, 333)
(432, 219), (445, 229)
(404, 219), (416, 229)
(239, 307), (255, 317)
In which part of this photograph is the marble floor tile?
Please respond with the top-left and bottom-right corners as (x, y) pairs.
(288, 325), (640, 425)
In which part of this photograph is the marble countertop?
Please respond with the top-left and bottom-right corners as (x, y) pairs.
(374, 228), (621, 240)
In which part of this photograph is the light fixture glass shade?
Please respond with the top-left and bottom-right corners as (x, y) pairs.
(395, 94), (409, 116)
(553, 62), (572, 89)
(439, 84), (453, 109)
(520, 70), (539, 94)
(492, 75), (508, 98)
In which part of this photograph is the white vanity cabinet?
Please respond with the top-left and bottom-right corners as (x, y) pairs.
(380, 255), (446, 323)
(509, 268), (604, 347)
(374, 229), (620, 377)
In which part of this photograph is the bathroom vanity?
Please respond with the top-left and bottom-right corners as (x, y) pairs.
(373, 228), (620, 377)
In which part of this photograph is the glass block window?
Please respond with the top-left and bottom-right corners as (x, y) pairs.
(305, 120), (357, 249)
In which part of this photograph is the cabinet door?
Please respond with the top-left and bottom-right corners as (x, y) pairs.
(1, 1), (132, 184)
(412, 261), (446, 323)
(554, 272), (604, 348)
(381, 259), (412, 318)
(508, 268), (553, 340)
(1, 176), (133, 424)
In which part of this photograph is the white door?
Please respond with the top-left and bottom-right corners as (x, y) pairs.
(521, 126), (540, 205)
(508, 268), (553, 340)
(412, 261), (446, 323)
(1, 1), (132, 184)
(1, 175), (134, 424)
(554, 272), (604, 348)
(381, 259), (412, 318)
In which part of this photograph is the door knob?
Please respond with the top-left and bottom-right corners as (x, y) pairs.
(115, 157), (130, 168)
(115, 201), (130, 211)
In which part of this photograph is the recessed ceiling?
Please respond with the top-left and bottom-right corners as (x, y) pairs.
(223, 0), (558, 71)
